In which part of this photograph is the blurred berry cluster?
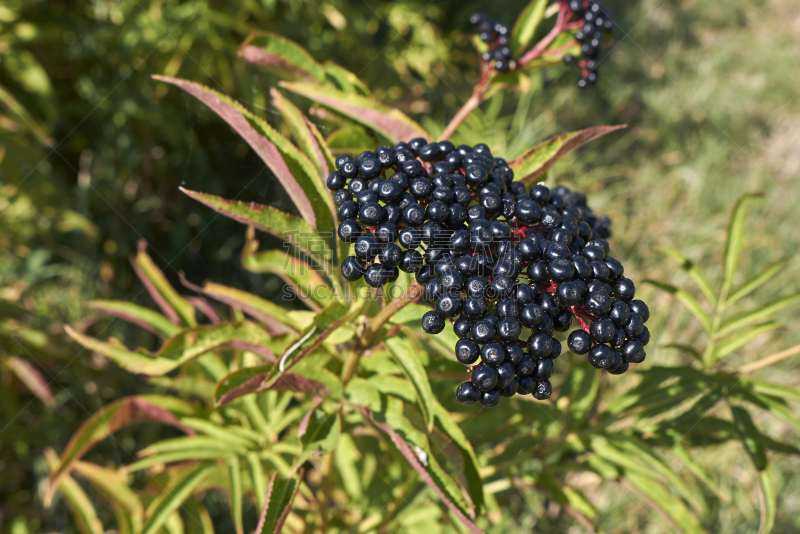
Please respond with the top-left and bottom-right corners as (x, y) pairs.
(470, 13), (515, 72)
(562, 0), (614, 87)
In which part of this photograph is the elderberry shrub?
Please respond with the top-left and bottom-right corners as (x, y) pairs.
(326, 138), (651, 408)
(561, 0), (614, 88)
(469, 13), (515, 72)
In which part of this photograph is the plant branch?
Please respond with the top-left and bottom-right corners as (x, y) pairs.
(440, 63), (493, 140)
(519, 2), (571, 66)
(357, 283), (423, 349)
(738, 342), (800, 374)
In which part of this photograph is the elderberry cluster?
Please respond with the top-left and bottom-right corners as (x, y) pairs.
(562, 0), (614, 88)
(470, 13), (515, 72)
(326, 139), (651, 409)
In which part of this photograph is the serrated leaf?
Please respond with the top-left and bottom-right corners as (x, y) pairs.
(155, 76), (321, 227)
(623, 472), (706, 534)
(727, 259), (788, 307)
(180, 188), (330, 265)
(66, 321), (276, 376)
(722, 193), (762, 302)
(509, 125), (626, 184)
(357, 405), (485, 533)
(658, 246), (717, 305)
(254, 468), (304, 534)
(46, 396), (198, 505)
(84, 300), (180, 338)
(385, 337), (435, 432)
(644, 279), (712, 333)
(280, 81), (428, 143)
(298, 412), (340, 462)
(241, 246), (332, 309)
(239, 32), (326, 82)
(718, 294), (800, 337)
(131, 241), (196, 326)
(44, 450), (104, 534)
(141, 463), (215, 534)
(713, 322), (783, 361)
(510, 0), (548, 55)
(6, 356), (54, 406)
(271, 88), (330, 179)
(323, 61), (371, 96)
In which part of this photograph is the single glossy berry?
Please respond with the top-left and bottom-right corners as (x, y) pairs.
(421, 310), (445, 334)
(480, 389), (501, 407)
(608, 361), (630, 375)
(585, 291), (612, 316)
(437, 292), (462, 317)
(568, 330), (591, 355)
(610, 327), (626, 348)
(605, 257), (624, 280)
(534, 358), (554, 380)
(338, 219), (362, 243)
(375, 222), (398, 244)
(359, 202), (383, 226)
(472, 365), (498, 391)
(638, 326), (651, 346)
(364, 265), (387, 287)
(497, 299), (519, 319)
(520, 303), (545, 328)
(496, 317), (522, 342)
(378, 243), (403, 268)
(327, 171), (346, 190)
(624, 312), (644, 338)
(354, 235), (380, 260)
(553, 309), (574, 332)
(456, 382), (481, 404)
(496, 362), (515, 387)
(527, 333), (553, 359)
(588, 344), (614, 368)
(609, 300), (631, 327)
(622, 339), (645, 364)
(549, 259), (575, 282)
(517, 375), (535, 395)
(500, 378), (519, 397)
(614, 278), (636, 302)
(463, 295), (488, 319)
(472, 320), (496, 343)
(550, 338), (562, 359)
(481, 342), (505, 366)
(590, 317), (616, 344)
(455, 339), (480, 365)
(629, 300), (650, 322)
(341, 256), (366, 281)
(532, 379), (552, 400)
(556, 281), (582, 307)
(399, 250), (423, 273)
(515, 199), (541, 224)
(530, 184), (550, 204)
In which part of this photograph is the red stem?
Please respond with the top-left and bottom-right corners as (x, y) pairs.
(519, 2), (572, 66)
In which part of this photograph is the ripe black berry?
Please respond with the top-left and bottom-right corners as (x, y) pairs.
(455, 339), (480, 364)
(422, 311), (446, 334)
(456, 382), (481, 404)
(472, 365), (498, 391)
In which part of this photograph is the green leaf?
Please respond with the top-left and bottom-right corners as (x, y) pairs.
(730, 404), (767, 469)
(141, 463), (216, 534)
(509, 125), (626, 184)
(385, 337), (435, 432)
(248, 453), (269, 510)
(726, 259), (788, 307)
(180, 187), (330, 264)
(298, 411), (341, 462)
(742, 377), (800, 403)
(46, 396), (198, 505)
(65, 321), (277, 376)
(185, 273), (299, 334)
(562, 364), (599, 430)
(387, 302), (428, 325)
(139, 435), (251, 457)
(72, 461), (145, 529)
(644, 279), (713, 333)
(45, 451), (104, 534)
(254, 468), (304, 534)
(333, 434), (362, 499)
(5, 356), (54, 407)
(271, 88), (330, 180)
(668, 437), (728, 503)
(279, 81), (428, 144)
(718, 294), (800, 337)
(131, 241), (196, 327)
(85, 300), (180, 338)
(758, 467), (777, 534)
(326, 126), (376, 154)
(154, 76), (323, 228)
(510, 0), (548, 55)
(713, 321), (783, 361)
(658, 246), (717, 305)
(323, 61), (371, 96)
(239, 32), (326, 82)
(432, 400), (485, 514)
(663, 343), (704, 362)
(623, 472), (706, 534)
(229, 457), (244, 534)
(240, 246), (332, 309)
(721, 193), (762, 302)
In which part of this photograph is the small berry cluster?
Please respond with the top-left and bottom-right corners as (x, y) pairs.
(327, 140), (651, 409)
(562, 0), (614, 88)
(470, 13), (515, 72)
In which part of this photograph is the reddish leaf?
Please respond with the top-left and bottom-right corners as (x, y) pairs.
(7, 356), (55, 406)
(297, 396), (324, 440)
(254, 468), (304, 534)
(154, 75), (316, 226)
(510, 125), (626, 183)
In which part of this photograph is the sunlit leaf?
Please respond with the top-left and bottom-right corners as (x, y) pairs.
(239, 32), (326, 82)
(46, 395), (199, 505)
(131, 240), (197, 326)
(730, 404), (767, 469)
(241, 246), (332, 309)
(713, 321), (783, 361)
(44, 450), (104, 534)
(6, 356), (54, 406)
(509, 125), (626, 184)
(254, 468), (304, 534)
(66, 321), (276, 376)
(280, 81), (429, 143)
(644, 279), (713, 333)
(726, 259), (788, 307)
(721, 193), (762, 302)
(323, 61), (371, 96)
(385, 336), (435, 432)
(658, 246), (717, 305)
(433, 400), (484, 514)
(141, 463), (216, 534)
(510, 0), (548, 55)
(271, 87), (330, 182)
(717, 294), (800, 337)
(622, 472), (705, 534)
(72, 461), (145, 529)
(758, 467), (777, 534)
(562, 364), (599, 429)
(229, 456), (244, 534)
(84, 299), (180, 338)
